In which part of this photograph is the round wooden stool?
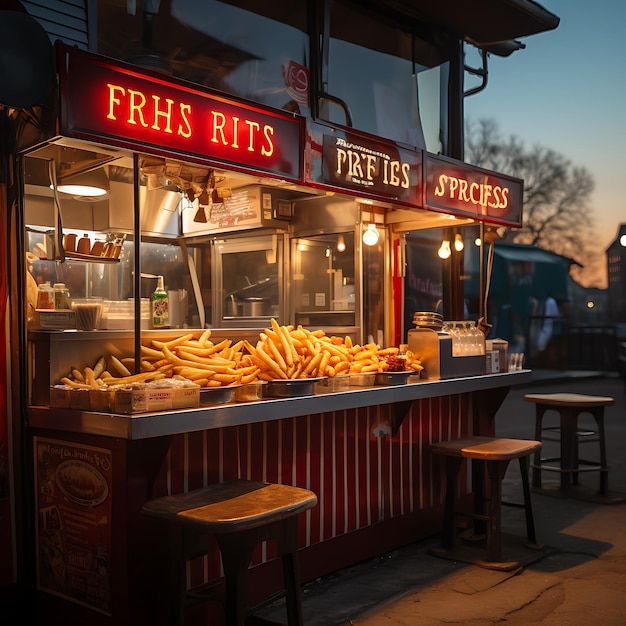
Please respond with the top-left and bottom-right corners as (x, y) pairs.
(142, 479), (318, 626)
(430, 436), (543, 571)
(524, 393), (614, 495)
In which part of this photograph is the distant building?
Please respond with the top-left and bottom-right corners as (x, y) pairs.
(606, 224), (626, 324)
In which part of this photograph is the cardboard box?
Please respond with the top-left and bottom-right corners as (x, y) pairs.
(112, 386), (200, 414)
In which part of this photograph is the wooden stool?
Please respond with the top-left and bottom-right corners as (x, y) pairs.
(524, 393), (614, 495)
(430, 436), (542, 571)
(142, 479), (318, 626)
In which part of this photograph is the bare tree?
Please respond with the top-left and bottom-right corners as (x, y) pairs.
(465, 119), (601, 286)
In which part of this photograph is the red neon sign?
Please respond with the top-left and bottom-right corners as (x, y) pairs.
(423, 154), (523, 227)
(58, 46), (302, 179)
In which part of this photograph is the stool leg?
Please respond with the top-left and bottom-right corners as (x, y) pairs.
(472, 459), (486, 538)
(485, 460), (510, 563)
(169, 526), (187, 626)
(216, 533), (257, 626)
(277, 517), (305, 626)
(593, 408), (609, 496)
(441, 457), (464, 550)
(518, 455), (538, 545)
(533, 407), (545, 489)
(560, 408), (578, 491)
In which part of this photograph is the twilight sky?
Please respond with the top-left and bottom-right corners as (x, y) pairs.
(464, 0), (626, 288)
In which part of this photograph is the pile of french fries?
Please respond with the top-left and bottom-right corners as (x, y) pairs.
(59, 320), (423, 389)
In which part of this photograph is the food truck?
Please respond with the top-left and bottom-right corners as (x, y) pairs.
(0, 1), (559, 623)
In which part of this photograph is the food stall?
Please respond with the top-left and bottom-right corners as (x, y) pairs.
(0, 1), (560, 624)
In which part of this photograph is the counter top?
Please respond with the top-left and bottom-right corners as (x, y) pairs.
(28, 370), (531, 440)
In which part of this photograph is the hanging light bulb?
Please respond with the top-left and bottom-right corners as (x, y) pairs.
(474, 237), (482, 247)
(336, 234), (346, 252)
(362, 223), (380, 246)
(454, 233), (464, 252)
(438, 240), (451, 259)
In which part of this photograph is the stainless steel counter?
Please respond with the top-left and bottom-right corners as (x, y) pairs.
(28, 370), (530, 440)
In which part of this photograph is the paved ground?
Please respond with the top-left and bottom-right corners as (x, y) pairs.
(258, 371), (626, 625)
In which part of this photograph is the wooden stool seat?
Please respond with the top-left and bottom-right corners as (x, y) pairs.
(524, 393), (614, 495)
(431, 436), (543, 571)
(142, 480), (318, 626)
(431, 436), (542, 461)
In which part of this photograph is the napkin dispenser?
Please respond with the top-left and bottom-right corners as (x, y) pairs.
(407, 328), (486, 380)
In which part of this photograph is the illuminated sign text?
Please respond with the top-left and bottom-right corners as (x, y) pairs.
(321, 134), (419, 201)
(58, 46), (301, 179)
(424, 154), (522, 226)
(433, 174), (509, 210)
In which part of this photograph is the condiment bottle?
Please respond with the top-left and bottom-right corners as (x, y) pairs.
(36, 281), (54, 309)
(151, 275), (169, 328)
(77, 233), (91, 254)
(53, 283), (70, 309)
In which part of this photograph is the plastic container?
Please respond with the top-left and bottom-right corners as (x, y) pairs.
(234, 382), (266, 402)
(71, 298), (104, 330)
(53, 283), (70, 309)
(36, 281), (54, 309)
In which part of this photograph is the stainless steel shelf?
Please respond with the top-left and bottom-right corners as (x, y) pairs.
(28, 370), (531, 440)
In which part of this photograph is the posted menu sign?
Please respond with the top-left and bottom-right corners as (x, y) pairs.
(34, 437), (113, 615)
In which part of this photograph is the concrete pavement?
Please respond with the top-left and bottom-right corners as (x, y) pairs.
(257, 371), (626, 625)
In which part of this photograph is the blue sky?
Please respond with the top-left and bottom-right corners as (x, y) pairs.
(464, 0), (626, 286)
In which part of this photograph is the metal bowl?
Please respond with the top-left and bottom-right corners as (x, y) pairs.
(265, 377), (324, 398)
(200, 386), (237, 406)
(375, 371), (412, 386)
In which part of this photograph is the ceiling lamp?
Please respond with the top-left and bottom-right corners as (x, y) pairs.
(438, 240), (451, 259)
(362, 223), (380, 246)
(57, 168), (109, 198)
(454, 233), (464, 252)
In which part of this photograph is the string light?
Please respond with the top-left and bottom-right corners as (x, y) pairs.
(438, 240), (451, 259)
(362, 223), (379, 246)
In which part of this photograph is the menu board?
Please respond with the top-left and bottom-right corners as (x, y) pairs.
(34, 437), (112, 615)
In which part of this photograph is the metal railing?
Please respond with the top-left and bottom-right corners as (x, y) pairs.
(527, 317), (619, 371)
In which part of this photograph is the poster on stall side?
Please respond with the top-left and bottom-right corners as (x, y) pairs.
(34, 437), (112, 615)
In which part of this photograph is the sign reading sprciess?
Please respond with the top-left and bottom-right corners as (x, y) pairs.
(423, 153), (523, 227)
(57, 45), (302, 180)
(321, 133), (420, 201)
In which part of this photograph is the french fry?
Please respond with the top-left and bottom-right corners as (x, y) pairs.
(102, 371), (166, 386)
(198, 329), (212, 346)
(271, 319), (293, 367)
(151, 333), (194, 350)
(264, 334), (288, 372)
(335, 360), (351, 374)
(85, 367), (96, 387)
(60, 377), (92, 389)
(111, 355), (132, 377)
(255, 345), (288, 379)
(93, 356), (106, 378)
(303, 351), (323, 377)
(72, 368), (85, 383)
(121, 358), (136, 374)
(240, 369), (261, 384)
(141, 345), (166, 360)
(318, 350), (332, 376)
